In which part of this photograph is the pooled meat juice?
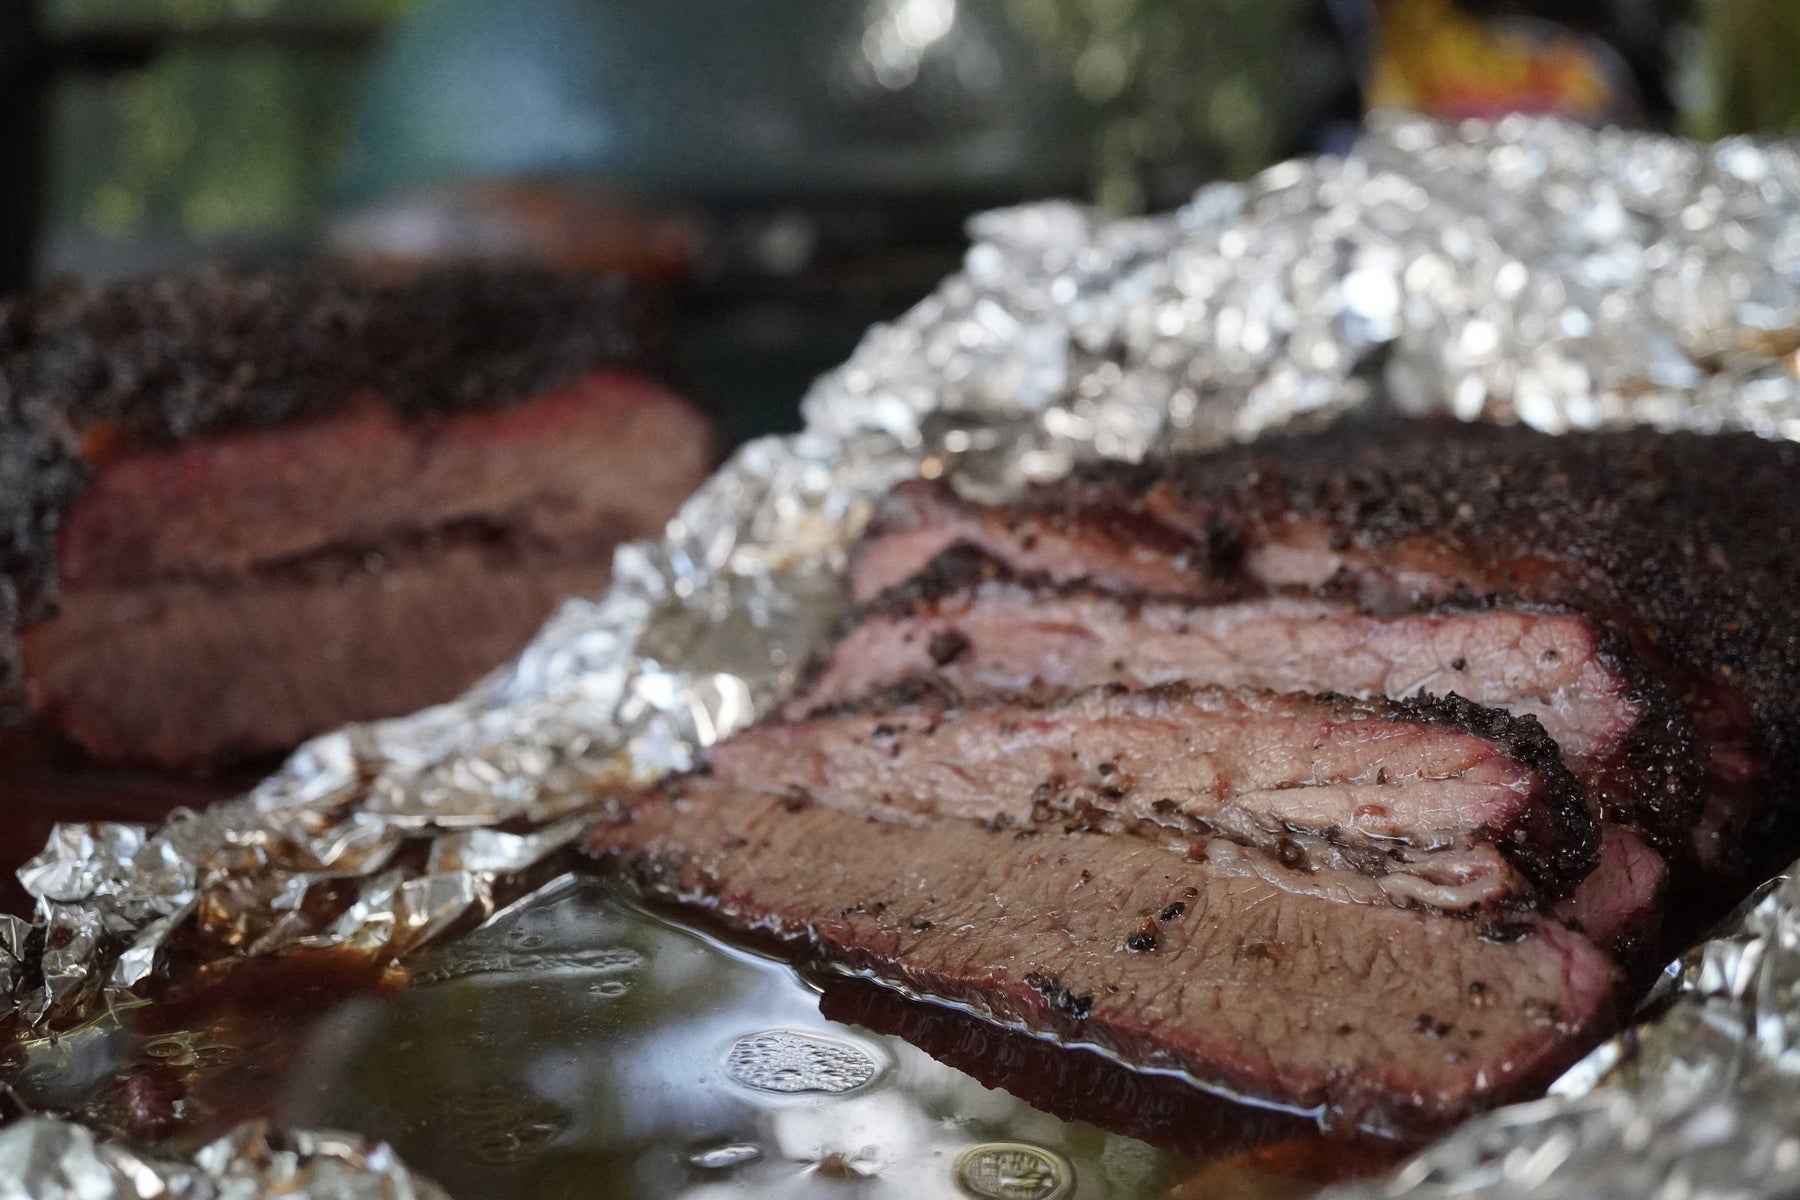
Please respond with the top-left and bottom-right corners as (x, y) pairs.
(8, 877), (1371, 1197)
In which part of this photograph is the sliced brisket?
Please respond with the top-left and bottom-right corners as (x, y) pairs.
(586, 782), (1620, 1134)
(851, 422), (1800, 871)
(25, 523), (629, 765)
(800, 546), (1697, 839)
(849, 476), (1227, 606)
(575, 420), (1796, 1135)
(1, 268), (714, 765)
(1550, 825), (1667, 970)
(716, 680), (1596, 905)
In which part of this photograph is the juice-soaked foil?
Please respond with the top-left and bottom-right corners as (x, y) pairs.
(11, 112), (1800, 1196)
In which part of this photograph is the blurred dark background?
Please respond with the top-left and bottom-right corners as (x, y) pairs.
(0, 0), (1775, 438)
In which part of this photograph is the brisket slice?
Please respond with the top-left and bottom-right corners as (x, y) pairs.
(1550, 826), (1666, 970)
(715, 680), (1596, 906)
(800, 546), (1698, 839)
(24, 525), (622, 766)
(806, 549), (1669, 949)
(2, 268), (713, 765)
(586, 783), (1620, 1134)
(851, 422), (1800, 870)
(849, 477), (1230, 606)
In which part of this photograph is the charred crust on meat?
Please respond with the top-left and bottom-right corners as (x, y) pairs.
(859, 542), (1015, 611)
(1584, 627), (1706, 852)
(0, 266), (675, 696)
(0, 267), (666, 440)
(1022, 972), (1094, 1020)
(1383, 691), (1599, 897)
(1085, 422), (1796, 865)
(927, 629), (971, 666)
(857, 422), (1800, 876)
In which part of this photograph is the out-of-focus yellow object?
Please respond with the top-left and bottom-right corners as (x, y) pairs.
(1370, 0), (1619, 122)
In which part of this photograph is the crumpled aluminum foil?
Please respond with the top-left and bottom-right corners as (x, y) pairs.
(11, 111), (1800, 1196)
(0, 1114), (447, 1200)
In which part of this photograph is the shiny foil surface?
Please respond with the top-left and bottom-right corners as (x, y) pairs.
(11, 113), (1800, 1196)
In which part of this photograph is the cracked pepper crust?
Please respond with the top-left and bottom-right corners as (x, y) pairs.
(860, 419), (1800, 864)
(0, 266), (670, 688)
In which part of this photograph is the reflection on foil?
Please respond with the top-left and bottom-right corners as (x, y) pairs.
(11, 113), (1800, 1195)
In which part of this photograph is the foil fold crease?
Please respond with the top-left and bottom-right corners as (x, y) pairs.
(10, 112), (1800, 1195)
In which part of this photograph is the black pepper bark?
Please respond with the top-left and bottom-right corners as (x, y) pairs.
(1022, 972), (1094, 1020)
(866, 419), (1800, 868)
(1122, 420), (1800, 865)
(0, 266), (671, 695)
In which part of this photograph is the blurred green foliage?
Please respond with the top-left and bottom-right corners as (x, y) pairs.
(46, 0), (411, 256)
(1682, 0), (1800, 140)
(52, 55), (364, 241)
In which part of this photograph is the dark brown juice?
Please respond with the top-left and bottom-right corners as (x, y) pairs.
(7, 875), (1401, 1197)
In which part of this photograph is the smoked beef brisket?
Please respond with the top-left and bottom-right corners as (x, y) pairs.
(587, 780), (1618, 1133)
(587, 418), (1800, 1135)
(1, 268), (714, 765)
(717, 681), (1595, 906)
(797, 545), (1698, 850)
(850, 423), (1800, 872)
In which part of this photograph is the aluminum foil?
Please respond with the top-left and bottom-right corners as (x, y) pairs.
(12, 112), (1800, 1195)
(0, 1114), (448, 1199)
